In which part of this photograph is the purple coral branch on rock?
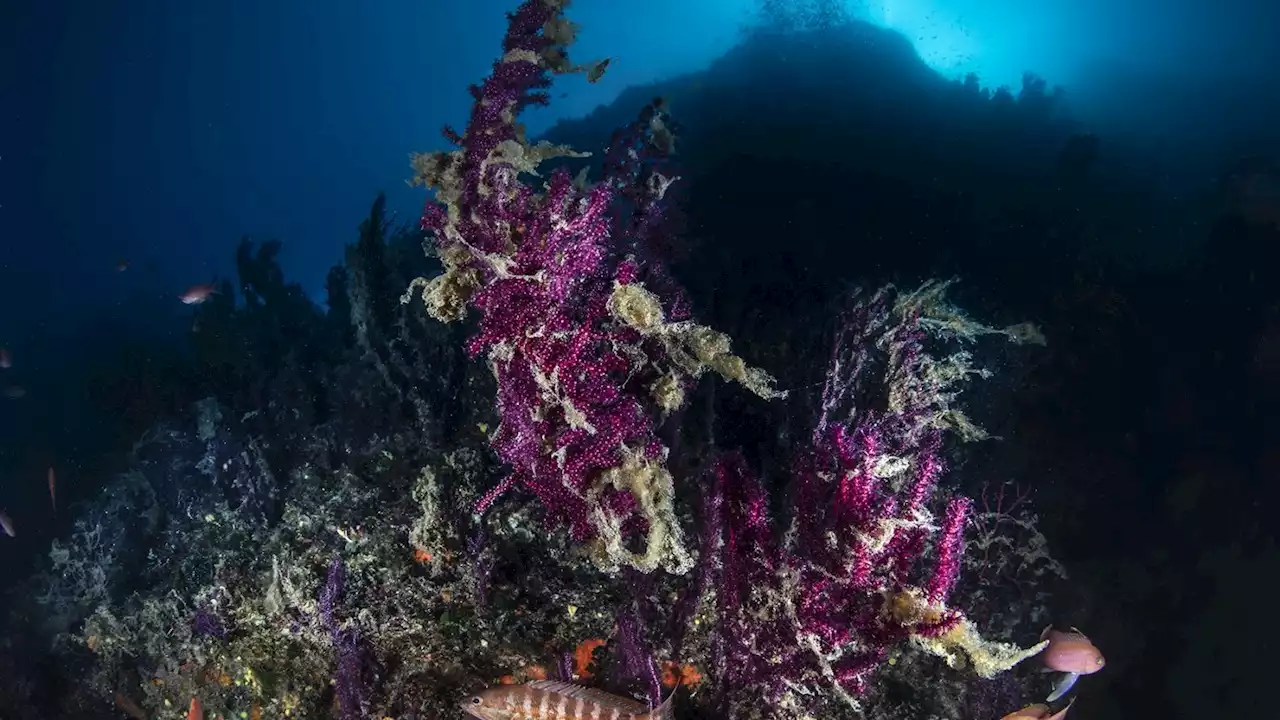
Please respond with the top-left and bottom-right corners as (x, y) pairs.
(405, 0), (781, 575)
(319, 556), (374, 720)
(615, 609), (663, 708)
(191, 606), (228, 640)
(701, 282), (1047, 713)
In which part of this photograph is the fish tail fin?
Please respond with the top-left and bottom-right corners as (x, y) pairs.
(1045, 671), (1080, 703)
(642, 686), (677, 720)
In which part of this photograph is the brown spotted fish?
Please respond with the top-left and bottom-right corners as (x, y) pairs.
(461, 679), (674, 720)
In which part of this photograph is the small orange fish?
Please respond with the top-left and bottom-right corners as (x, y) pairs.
(187, 695), (203, 720)
(0, 347), (10, 368)
(48, 466), (56, 513)
(461, 680), (674, 720)
(180, 283), (220, 305)
(0, 509), (15, 537)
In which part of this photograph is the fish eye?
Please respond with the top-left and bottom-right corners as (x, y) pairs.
(471, 697), (482, 704)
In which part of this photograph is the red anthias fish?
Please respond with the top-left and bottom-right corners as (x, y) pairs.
(462, 680), (674, 720)
(1039, 626), (1105, 702)
(180, 283), (220, 305)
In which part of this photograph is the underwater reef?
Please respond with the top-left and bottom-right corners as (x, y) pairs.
(0, 2), (1111, 718)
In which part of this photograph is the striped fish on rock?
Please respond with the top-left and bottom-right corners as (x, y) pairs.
(460, 679), (675, 720)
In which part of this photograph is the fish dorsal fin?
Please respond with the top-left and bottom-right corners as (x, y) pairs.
(642, 687), (676, 720)
(527, 680), (648, 714)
